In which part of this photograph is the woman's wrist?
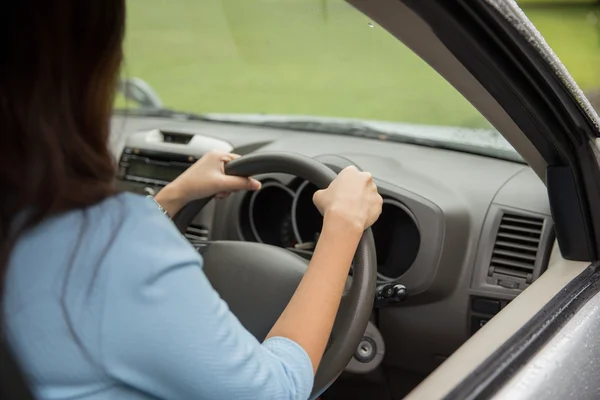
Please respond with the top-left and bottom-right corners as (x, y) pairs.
(320, 210), (364, 268)
(154, 182), (189, 217)
(323, 208), (364, 238)
(147, 195), (170, 217)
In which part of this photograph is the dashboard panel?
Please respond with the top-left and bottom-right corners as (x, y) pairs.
(110, 115), (554, 377)
(237, 175), (423, 283)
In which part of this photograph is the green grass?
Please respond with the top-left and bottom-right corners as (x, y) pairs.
(121, 0), (600, 128)
(525, 5), (600, 90)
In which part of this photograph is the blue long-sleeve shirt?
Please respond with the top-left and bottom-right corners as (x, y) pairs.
(3, 193), (314, 399)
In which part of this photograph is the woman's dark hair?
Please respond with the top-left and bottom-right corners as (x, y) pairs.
(0, 1), (126, 396)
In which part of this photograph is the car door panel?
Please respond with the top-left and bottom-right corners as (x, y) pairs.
(492, 286), (600, 400)
(405, 242), (588, 399)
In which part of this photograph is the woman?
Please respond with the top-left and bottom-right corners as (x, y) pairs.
(0, 1), (382, 399)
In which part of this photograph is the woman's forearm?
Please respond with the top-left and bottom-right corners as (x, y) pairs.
(265, 211), (363, 372)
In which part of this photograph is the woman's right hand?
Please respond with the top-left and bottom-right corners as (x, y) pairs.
(266, 165), (382, 375)
(313, 166), (383, 232)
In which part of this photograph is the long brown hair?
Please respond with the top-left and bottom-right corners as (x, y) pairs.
(0, 0), (126, 396)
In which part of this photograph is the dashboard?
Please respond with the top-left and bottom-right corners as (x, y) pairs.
(111, 114), (554, 376)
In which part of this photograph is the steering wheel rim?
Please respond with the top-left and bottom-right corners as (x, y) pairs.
(173, 152), (377, 397)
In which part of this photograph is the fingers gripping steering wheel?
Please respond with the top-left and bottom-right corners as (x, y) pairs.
(172, 152), (377, 397)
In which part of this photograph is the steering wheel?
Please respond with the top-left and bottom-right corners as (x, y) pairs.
(172, 152), (377, 397)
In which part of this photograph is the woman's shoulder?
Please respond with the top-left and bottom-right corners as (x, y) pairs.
(76, 192), (196, 261)
(97, 192), (200, 264)
(93, 192), (178, 237)
(18, 192), (174, 245)
(10, 192), (198, 282)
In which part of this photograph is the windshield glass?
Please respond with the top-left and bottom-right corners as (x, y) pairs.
(120, 0), (492, 129)
(119, 0), (599, 158)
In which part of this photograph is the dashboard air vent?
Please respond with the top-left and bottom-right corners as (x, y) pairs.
(487, 213), (544, 290)
(184, 223), (210, 242)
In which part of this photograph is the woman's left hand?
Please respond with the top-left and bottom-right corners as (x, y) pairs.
(154, 150), (261, 216)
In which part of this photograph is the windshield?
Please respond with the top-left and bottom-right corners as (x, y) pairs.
(120, 0), (493, 128)
(119, 0), (599, 158)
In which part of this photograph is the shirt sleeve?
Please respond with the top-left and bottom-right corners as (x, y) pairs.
(98, 198), (314, 400)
